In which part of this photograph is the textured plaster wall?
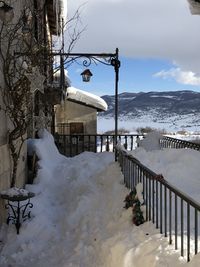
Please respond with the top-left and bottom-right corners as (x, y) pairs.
(55, 101), (97, 134)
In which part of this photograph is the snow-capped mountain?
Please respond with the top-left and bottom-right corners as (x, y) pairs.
(98, 90), (200, 132)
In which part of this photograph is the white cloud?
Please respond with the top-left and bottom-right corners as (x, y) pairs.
(67, 0), (200, 73)
(75, 68), (82, 73)
(154, 68), (200, 86)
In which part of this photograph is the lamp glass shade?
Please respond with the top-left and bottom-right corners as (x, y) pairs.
(82, 74), (91, 82)
(81, 69), (93, 82)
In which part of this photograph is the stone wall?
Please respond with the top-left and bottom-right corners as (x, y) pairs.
(0, 0), (30, 227)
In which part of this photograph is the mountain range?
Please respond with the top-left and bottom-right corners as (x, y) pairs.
(99, 90), (200, 131)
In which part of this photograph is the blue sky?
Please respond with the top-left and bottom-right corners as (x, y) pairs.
(64, 0), (200, 97)
(67, 56), (200, 97)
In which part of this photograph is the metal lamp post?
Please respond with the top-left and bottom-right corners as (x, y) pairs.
(14, 47), (121, 159)
(52, 48), (120, 160)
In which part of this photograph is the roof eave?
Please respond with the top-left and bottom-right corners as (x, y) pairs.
(66, 98), (106, 112)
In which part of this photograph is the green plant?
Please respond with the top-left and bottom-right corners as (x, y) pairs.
(124, 185), (145, 226)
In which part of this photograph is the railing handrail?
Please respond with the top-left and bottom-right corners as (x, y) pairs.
(120, 148), (200, 211)
(163, 135), (198, 144)
(161, 136), (200, 150)
(54, 133), (145, 157)
(116, 145), (200, 261)
(56, 133), (144, 137)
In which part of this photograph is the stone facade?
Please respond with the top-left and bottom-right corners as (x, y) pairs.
(0, 0), (63, 227)
(0, 0), (28, 227)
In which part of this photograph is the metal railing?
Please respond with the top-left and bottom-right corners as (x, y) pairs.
(116, 146), (200, 262)
(160, 136), (200, 151)
(55, 134), (144, 157)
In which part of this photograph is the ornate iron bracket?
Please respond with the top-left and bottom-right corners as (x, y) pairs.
(51, 48), (120, 71)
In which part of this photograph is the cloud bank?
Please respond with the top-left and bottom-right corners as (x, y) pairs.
(67, 0), (200, 77)
(154, 68), (200, 86)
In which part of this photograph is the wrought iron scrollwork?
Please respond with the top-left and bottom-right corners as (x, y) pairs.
(5, 198), (34, 234)
(1, 193), (35, 234)
(52, 48), (120, 71)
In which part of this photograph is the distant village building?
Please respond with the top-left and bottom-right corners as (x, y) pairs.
(55, 86), (108, 135)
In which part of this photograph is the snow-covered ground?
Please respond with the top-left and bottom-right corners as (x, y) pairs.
(1, 130), (200, 266)
(97, 116), (200, 134)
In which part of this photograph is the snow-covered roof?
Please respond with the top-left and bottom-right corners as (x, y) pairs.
(66, 86), (108, 112)
(188, 0), (200, 15)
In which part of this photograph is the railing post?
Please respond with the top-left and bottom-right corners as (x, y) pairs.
(94, 135), (97, 153)
(100, 135), (103, 152)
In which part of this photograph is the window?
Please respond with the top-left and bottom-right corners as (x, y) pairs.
(70, 123), (84, 135)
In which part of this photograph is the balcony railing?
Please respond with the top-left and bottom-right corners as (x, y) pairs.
(160, 136), (200, 151)
(55, 134), (144, 157)
(53, 132), (200, 261)
(55, 132), (200, 157)
(116, 145), (200, 262)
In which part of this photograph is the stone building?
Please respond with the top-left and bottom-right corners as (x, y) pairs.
(0, 0), (64, 226)
(55, 86), (108, 135)
(54, 86), (107, 156)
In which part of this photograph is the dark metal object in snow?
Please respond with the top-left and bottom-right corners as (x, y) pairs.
(1, 192), (35, 234)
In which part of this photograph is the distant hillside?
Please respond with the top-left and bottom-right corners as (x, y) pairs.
(98, 90), (200, 131)
(100, 90), (200, 117)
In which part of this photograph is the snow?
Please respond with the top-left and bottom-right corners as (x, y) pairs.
(0, 188), (29, 197)
(135, 183), (144, 205)
(150, 95), (178, 99)
(53, 69), (71, 87)
(137, 131), (162, 151)
(67, 86), (108, 111)
(1, 130), (200, 266)
(130, 147), (200, 203)
(97, 115), (200, 134)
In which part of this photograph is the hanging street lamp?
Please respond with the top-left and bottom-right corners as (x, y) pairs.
(51, 48), (120, 160)
(14, 47), (121, 160)
(80, 69), (93, 82)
